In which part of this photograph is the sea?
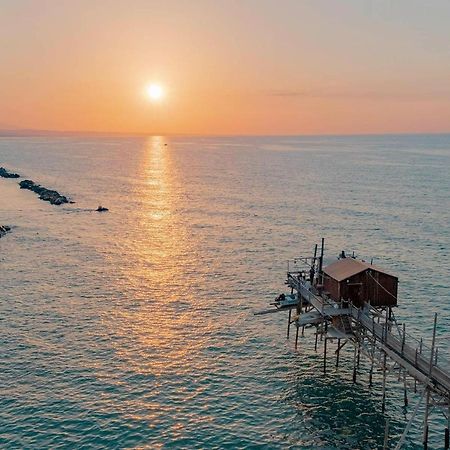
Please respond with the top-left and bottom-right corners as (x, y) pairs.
(0, 134), (449, 449)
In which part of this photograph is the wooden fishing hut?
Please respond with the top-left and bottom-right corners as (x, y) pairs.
(323, 257), (398, 308)
(255, 240), (450, 448)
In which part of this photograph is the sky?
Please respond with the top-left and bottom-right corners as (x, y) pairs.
(1, 0), (449, 135)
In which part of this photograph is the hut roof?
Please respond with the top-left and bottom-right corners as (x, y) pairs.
(323, 258), (397, 282)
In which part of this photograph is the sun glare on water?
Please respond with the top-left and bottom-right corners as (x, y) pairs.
(146, 84), (165, 101)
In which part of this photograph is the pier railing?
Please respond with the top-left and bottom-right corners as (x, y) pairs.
(286, 269), (450, 396)
(348, 303), (450, 394)
(275, 246), (450, 448)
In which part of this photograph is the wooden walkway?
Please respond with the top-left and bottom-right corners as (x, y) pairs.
(256, 244), (450, 448)
(286, 272), (450, 398)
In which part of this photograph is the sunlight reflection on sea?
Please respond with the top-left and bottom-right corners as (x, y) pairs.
(0, 134), (449, 448)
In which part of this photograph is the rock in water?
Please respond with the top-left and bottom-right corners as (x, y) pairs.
(19, 179), (69, 205)
(0, 167), (20, 178)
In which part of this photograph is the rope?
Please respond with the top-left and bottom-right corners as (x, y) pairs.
(367, 271), (398, 301)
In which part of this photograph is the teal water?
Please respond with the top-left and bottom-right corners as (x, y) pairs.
(0, 134), (449, 449)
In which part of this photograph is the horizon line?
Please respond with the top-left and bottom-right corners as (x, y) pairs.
(0, 127), (450, 139)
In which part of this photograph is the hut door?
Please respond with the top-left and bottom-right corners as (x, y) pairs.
(348, 284), (361, 307)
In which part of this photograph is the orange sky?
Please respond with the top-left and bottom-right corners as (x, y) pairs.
(1, 0), (449, 135)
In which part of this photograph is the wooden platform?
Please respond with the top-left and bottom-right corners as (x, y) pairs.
(286, 273), (450, 397)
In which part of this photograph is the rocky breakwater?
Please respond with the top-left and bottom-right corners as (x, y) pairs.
(19, 180), (69, 205)
(0, 167), (20, 178)
(0, 225), (11, 238)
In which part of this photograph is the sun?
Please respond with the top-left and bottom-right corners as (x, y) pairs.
(146, 83), (165, 101)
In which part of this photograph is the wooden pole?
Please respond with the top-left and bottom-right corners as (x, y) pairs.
(382, 350), (387, 413)
(369, 316), (375, 387)
(319, 237), (325, 285)
(323, 322), (328, 373)
(403, 370), (408, 407)
(336, 338), (341, 368)
(423, 401), (429, 450)
(311, 244), (318, 285)
(287, 309), (291, 338)
(356, 338), (361, 371)
(295, 323), (299, 350)
(369, 356), (374, 388)
(383, 418), (390, 450)
(445, 403), (450, 450)
(352, 342), (358, 383)
(401, 323), (406, 354)
(423, 313), (438, 449)
(314, 326), (319, 351)
(414, 347), (418, 393)
(384, 307), (389, 343)
(429, 313), (438, 373)
(382, 308), (388, 413)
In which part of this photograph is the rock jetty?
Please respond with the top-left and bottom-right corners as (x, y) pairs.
(0, 225), (11, 238)
(0, 167), (20, 178)
(19, 179), (69, 205)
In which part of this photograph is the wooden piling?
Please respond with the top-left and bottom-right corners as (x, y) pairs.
(369, 318), (375, 387)
(423, 423), (429, 450)
(414, 347), (418, 393)
(287, 309), (291, 338)
(314, 326), (318, 351)
(381, 309), (388, 413)
(356, 338), (361, 371)
(401, 323), (406, 354)
(403, 370), (408, 407)
(311, 244), (318, 285)
(382, 350), (387, 413)
(369, 359), (374, 387)
(446, 405), (450, 450)
(422, 314), (438, 449)
(423, 372), (432, 446)
(319, 238), (325, 285)
(429, 314), (437, 374)
(336, 338), (341, 368)
(352, 342), (358, 383)
(383, 418), (390, 450)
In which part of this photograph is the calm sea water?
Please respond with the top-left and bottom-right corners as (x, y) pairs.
(0, 134), (449, 449)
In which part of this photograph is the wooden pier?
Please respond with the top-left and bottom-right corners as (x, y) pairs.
(256, 240), (450, 449)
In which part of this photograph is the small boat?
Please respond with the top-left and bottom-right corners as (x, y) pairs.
(273, 293), (298, 308)
(96, 206), (109, 212)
